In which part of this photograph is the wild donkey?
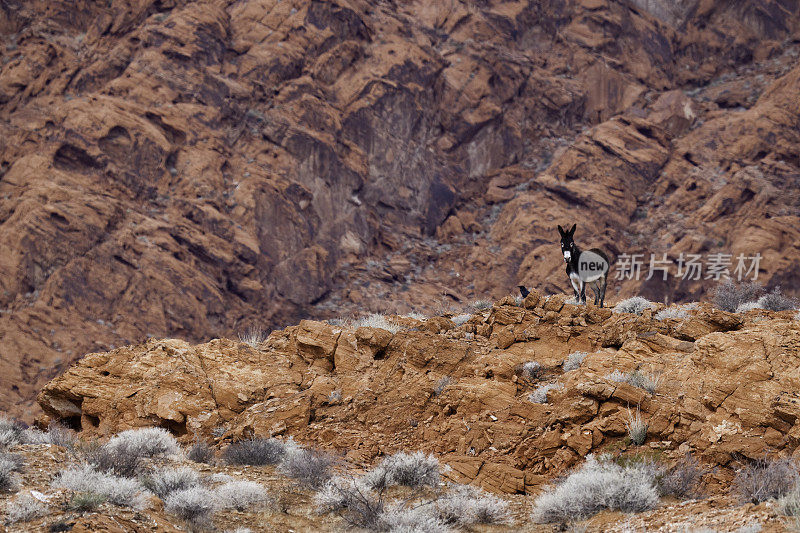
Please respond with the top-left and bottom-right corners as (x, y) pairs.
(557, 224), (610, 307)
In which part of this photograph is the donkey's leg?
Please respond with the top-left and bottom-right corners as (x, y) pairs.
(579, 280), (586, 304)
(570, 275), (581, 302)
(599, 276), (607, 308)
(590, 281), (599, 305)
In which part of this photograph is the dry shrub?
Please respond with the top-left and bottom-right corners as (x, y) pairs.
(733, 457), (799, 504)
(531, 455), (659, 523)
(364, 451), (440, 490)
(279, 447), (334, 489)
(712, 280), (764, 312)
(222, 437), (286, 466)
(187, 440), (214, 464)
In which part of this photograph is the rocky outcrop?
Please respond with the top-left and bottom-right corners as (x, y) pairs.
(39, 292), (800, 494)
(3, 0), (800, 422)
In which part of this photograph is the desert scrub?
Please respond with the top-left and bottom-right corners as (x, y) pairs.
(733, 456), (799, 504)
(712, 280), (764, 312)
(625, 408), (648, 446)
(469, 299), (492, 312)
(238, 326), (267, 348)
(656, 454), (708, 499)
(165, 486), (218, 527)
(316, 476), (447, 531)
(521, 361), (541, 380)
(66, 491), (107, 512)
(187, 439), (214, 464)
(608, 369), (660, 394)
(377, 502), (449, 532)
(451, 313), (472, 326)
(529, 382), (562, 404)
(315, 476), (385, 529)
(0, 419), (78, 449)
(778, 485), (800, 516)
(352, 314), (402, 334)
(756, 287), (798, 311)
(279, 447), (334, 489)
(141, 467), (200, 499)
(39, 422), (78, 449)
(0, 452), (23, 492)
(4, 493), (49, 524)
(735, 287), (799, 313)
(52, 465), (151, 509)
(222, 437), (286, 466)
(104, 427), (180, 458)
(613, 297), (654, 315)
(563, 351), (587, 372)
(436, 484), (510, 526)
(215, 480), (269, 511)
(84, 441), (143, 477)
(0, 417), (27, 448)
(654, 302), (697, 321)
(364, 451), (440, 490)
(531, 455), (659, 522)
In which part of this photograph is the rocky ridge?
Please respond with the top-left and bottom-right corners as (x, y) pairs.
(38, 291), (800, 503)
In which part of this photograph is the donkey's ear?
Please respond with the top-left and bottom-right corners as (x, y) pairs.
(557, 225), (565, 236)
(568, 224), (576, 236)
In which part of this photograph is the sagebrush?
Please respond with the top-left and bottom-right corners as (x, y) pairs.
(315, 476), (385, 529)
(451, 313), (472, 326)
(736, 288), (799, 313)
(733, 457), (799, 504)
(4, 494), (48, 524)
(377, 502), (449, 532)
(778, 484), (800, 517)
(0, 452), (23, 492)
(187, 440), (214, 464)
(238, 326), (267, 348)
(654, 303), (697, 321)
(104, 427), (180, 458)
(563, 352), (587, 372)
(521, 361), (541, 380)
(67, 491), (107, 512)
(529, 382), (562, 404)
(657, 454), (708, 499)
(613, 297), (654, 315)
(279, 447), (334, 489)
(215, 480), (269, 511)
(52, 465), (151, 509)
(0, 417), (27, 448)
(436, 484), (510, 526)
(165, 486), (218, 527)
(531, 455), (659, 522)
(608, 369), (660, 394)
(364, 451), (440, 489)
(84, 441), (143, 477)
(712, 280), (764, 312)
(222, 437), (286, 466)
(469, 299), (492, 312)
(141, 467), (200, 499)
(625, 407), (648, 446)
(352, 314), (402, 334)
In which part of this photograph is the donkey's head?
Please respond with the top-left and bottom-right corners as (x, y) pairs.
(557, 224), (577, 263)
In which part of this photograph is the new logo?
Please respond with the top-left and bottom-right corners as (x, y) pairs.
(578, 250), (609, 282)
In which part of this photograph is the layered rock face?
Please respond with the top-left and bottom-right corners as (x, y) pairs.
(2, 0), (800, 419)
(39, 294), (800, 495)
